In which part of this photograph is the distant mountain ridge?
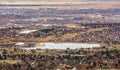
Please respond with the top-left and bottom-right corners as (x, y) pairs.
(1, 0), (120, 2)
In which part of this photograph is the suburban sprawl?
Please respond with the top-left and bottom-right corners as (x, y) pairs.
(0, 2), (120, 70)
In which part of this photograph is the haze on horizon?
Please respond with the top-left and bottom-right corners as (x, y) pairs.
(0, 0), (119, 5)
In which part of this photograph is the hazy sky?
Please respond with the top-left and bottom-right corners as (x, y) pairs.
(0, 0), (119, 4)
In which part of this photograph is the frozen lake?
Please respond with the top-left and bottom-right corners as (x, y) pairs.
(22, 42), (100, 50)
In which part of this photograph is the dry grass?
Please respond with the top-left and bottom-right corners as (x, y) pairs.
(96, 68), (120, 70)
(39, 36), (55, 42)
(61, 27), (108, 40)
(0, 60), (21, 64)
(62, 33), (78, 39)
(0, 27), (108, 43)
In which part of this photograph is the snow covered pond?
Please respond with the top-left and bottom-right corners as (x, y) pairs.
(22, 42), (100, 50)
(19, 30), (37, 34)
